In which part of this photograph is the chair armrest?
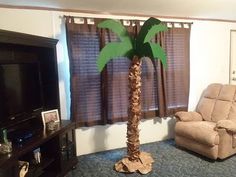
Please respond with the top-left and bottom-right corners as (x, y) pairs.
(217, 128), (236, 157)
(174, 111), (203, 122)
(216, 120), (236, 133)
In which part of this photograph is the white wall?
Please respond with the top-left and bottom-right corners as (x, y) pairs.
(0, 8), (53, 37)
(188, 21), (233, 110)
(0, 7), (235, 155)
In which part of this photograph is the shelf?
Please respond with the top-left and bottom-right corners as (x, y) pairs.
(0, 120), (77, 177)
(8, 120), (74, 159)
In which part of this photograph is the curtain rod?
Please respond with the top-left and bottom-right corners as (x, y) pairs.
(63, 15), (193, 25)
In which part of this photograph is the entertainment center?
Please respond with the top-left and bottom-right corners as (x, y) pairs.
(0, 29), (77, 177)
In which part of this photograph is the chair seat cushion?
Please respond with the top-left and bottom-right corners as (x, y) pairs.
(175, 121), (219, 147)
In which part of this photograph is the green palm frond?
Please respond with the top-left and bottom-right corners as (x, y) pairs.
(136, 17), (162, 46)
(144, 24), (168, 43)
(98, 19), (131, 42)
(148, 43), (167, 67)
(144, 23), (167, 67)
(96, 18), (168, 72)
(136, 17), (168, 67)
(138, 42), (166, 66)
(97, 42), (133, 72)
(97, 19), (134, 72)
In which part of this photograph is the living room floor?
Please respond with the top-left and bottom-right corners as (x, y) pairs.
(65, 139), (236, 177)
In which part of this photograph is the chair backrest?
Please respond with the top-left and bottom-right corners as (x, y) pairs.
(197, 83), (236, 122)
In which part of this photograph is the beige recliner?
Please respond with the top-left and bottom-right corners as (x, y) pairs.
(175, 83), (236, 159)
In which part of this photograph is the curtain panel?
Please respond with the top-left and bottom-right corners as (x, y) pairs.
(65, 17), (191, 127)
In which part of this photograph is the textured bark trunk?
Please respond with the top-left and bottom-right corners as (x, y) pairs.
(114, 56), (154, 174)
(127, 55), (142, 161)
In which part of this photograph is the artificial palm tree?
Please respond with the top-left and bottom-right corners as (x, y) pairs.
(97, 17), (167, 174)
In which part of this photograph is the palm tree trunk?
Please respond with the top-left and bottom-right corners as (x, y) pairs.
(127, 55), (142, 161)
(114, 55), (154, 174)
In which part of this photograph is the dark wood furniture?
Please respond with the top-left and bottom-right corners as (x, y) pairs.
(0, 29), (60, 112)
(0, 30), (77, 176)
(0, 120), (77, 177)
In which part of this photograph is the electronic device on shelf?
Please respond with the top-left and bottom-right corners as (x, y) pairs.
(0, 62), (44, 129)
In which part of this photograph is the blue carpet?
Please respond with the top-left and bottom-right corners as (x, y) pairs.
(66, 140), (236, 177)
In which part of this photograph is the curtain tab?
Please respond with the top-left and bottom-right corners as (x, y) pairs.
(68, 16), (75, 24)
(123, 20), (130, 26)
(183, 23), (191, 29)
(87, 18), (95, 25)
(173, 23), (182, 28)
(84, 18), (96, 25)
(71, 17), (75, 23)
(65, 16), (75, 25)
(166, 22), (173, 28)
(139, 21), (144, 26)
(131, 21), (137, 27)
(65, 16), (71, 23)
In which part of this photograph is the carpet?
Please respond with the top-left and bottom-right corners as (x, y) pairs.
(66, 140), (236, 177)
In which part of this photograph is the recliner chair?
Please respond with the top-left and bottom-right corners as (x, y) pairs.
(175, 83), (236, 159)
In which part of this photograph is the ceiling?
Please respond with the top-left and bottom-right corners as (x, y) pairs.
(0, 0), (236, 21)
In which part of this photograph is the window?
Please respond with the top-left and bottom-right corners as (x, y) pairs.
(66, 17), (191, 126)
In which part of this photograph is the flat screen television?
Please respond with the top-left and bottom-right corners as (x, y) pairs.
(0, 62), (43, 128)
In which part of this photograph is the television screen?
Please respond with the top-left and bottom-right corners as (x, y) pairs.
(0, 63), (43, 127)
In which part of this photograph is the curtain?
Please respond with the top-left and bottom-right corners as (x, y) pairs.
(66, 17), (102, 126)
(65, 17), (191, 127)
(157, 25), (190, 117)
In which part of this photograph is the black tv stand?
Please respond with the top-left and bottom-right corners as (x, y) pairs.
(0, 120), (77, 177)
(0, 29), (77, 176)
